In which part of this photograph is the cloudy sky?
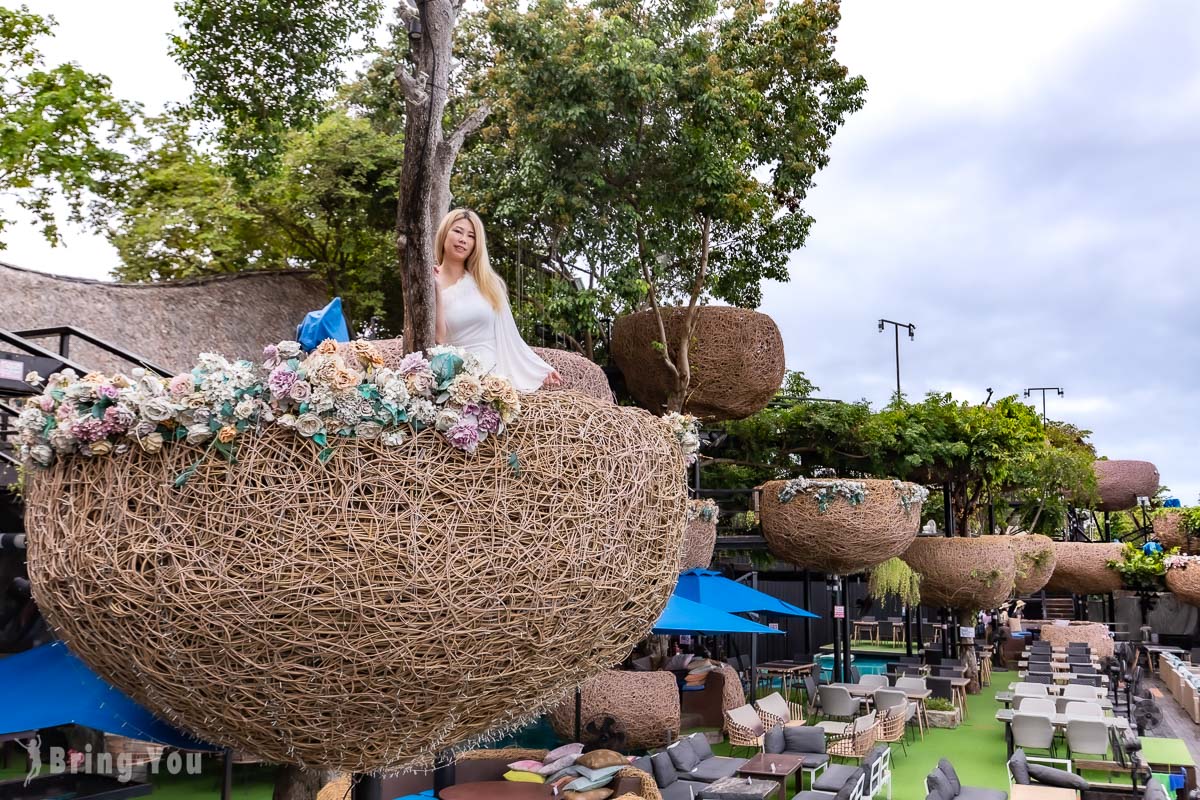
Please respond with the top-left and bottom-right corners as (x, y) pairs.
(6, 2), (1198, 502)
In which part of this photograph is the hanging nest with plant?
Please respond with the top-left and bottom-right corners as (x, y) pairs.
(1153, 509), (1200, 553)
(1092, 460), (1160, 512)
(1044, 542), (1125, 594)
(1166, 560), (1200, 605)
(900, 536), (1016, 611)
(547, 670), (681, 750)
(24, 391), (687, 772)
(1009, 534), (1057, 594)
(680, 499), (719, 570)
(868, 557), (921, 608)
(759, 477), (926, 575)
(610, 306), (785, 421)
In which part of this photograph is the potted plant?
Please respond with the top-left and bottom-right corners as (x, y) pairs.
(924, 697), (959, 728)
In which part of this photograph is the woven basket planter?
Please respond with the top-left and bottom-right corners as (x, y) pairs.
(900, 536), (1016, 612)
(1044, 542), (1124, 594)
(759, 479), (923, 575)
(548, 670), (681, 750)
(1038, 622), (1114, 660)
(680, 500), (718, 570)
(1167, 566), (1200, 606)
(24, 393), (686, 773)
(611, 306), (785, 421)
(1154, 511), (1198, 553)
(1093, 460), (1160, 512)
(1010, 534), (1058, 595)
(717, 664), (746, 718)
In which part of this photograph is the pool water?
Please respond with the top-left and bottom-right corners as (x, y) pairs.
(815, 654), (890, 681)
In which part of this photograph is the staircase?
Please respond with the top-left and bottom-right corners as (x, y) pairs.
(1041, 597), (1076, 620)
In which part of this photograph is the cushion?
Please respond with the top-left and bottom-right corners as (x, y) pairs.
(537, 753), (579, 776)
(551, 775), (578, 793)
(783, 725), (826, 754)
(565, 775), (615, 792)
(684, 673), (707, 685)
(546, 742), (586, 762)
(1028, 763), (1089, 790)
(688, 757), (743, 783)
(666, 740), (701, 773)
(1144, 780), (1171, 800)
(926, 768), (955, 800)
(576, 749), (628, 770)
(835, 767), (865, 800)
(814, 764), (858, 793)
(573, 764), (624, 783)
(651, 752), (677, 788)
(1008, 750), (1030, 785)
(547, 766), (584, 782)
(631, 755), (653, 776)
(938, 758), (962, 795)
(563, 790), (614, 800)
(508, 759), (544, 772)
(957, 789), (1007, 800)
(687, 733), (715, 761)
(502, 770), (545, 783)
(764, 724), (785, 755)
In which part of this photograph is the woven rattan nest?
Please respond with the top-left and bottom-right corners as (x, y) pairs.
(336, 339), (613, 403)
(1167, 565), (1200, 606)
(1043, 542), (1124, 594)
(900, 536), (1016, 611)
(547, 670), (681, 750)
(1009, 534), (1058, 595)
(759, 479), (923, 575)
(1038, 622), (1114, 660)
(24, 392), (686, 772)
(1154, 511), (1198, 553)
(679, 500), (717, 571)
(610, 306), (785, 421)
(1093, 460), (1160, 512)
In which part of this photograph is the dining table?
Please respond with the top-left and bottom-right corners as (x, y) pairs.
(757, 660), (815, 699)
(828, 682), (932, 733)
(995, 709), (1130, 758)
(995, 691), (1112, 710)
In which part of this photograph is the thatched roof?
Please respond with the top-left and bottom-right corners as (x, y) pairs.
(1, 262), (329, 374)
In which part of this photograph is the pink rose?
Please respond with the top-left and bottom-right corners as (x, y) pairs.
(169, 374), (193, 398)
(445, 420), (480, 453)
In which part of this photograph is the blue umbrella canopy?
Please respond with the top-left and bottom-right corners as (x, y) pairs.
(652, 594), (783, 635)
(675, 568), (819, 618)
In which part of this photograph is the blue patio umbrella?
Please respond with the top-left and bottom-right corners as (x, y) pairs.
(674, 568), (819, 618)
(651, 593), (783, 635)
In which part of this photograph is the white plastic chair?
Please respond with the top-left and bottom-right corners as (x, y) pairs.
(895, 676), (926, 693)
(1013, 682), (1049, 696)
(1013, 696), (1055, 715)
(1066, 718), (1109, 759)
(1012, 713), (1056, 757)
(1064, 701), (1103, 718)
(1061, 684), (1102, 701)
(859, 674), (890, 690)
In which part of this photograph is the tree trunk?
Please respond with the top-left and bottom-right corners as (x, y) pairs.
(272, 765), (335, 800)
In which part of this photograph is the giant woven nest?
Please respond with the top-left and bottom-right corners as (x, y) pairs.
(1154, 511), (1198, 553)
(24, 392), (687, 772)
(759, 479), (923, 575)
(1093, 460), (1160, 512)
(1038, 622), (1114, 660)
(900, 536), (1016, 612)
(1044, 542), (1124, 594)
(1009, 534), (1058, 595)
(679, 501), (717, 571)
(610, 306), (785, 421)
(547, 670), (681, 750)
(1166, 566), (1200, 606)
(336, 339), (614, 403)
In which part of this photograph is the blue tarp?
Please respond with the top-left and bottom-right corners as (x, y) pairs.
(296, 296), (350, 351)
(0, 642), (216, 749)
(674, 569), (819, 618)
(652, 594), (783, 635)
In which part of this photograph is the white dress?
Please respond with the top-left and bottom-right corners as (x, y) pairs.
(441, 272), (553, 393)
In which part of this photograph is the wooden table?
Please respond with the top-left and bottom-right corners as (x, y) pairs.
(757, 661), (815, 698)
(851, 620), (880, 644)
(995, 692), (1111, 710)
(439, 781), (555, 799)
(1018, 659), (1099, 670)
(949, 676), (970, 719)
(1017, 671), (1108, 684)
(737, 752), (804, 797)
(1009, 784), (1079, 800)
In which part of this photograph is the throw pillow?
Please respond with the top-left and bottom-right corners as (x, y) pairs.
(631, 755), (653, 776)
(551, 776), (577, 793)
(573, 764), (624, 783)
(763, 725), (785, 755)
(835, 767), (865, 800)
(650, 752), (677, 788)
(547, 766), (584, 783)
(565, 775), (614, 792)
(1008, 750), (1030, 785)
(576, 749), (628, 770)
(684, 674), (707, 685)
(546, 742), (586, 762)
(926, 768), (955, 800)
(563, 790), (614, 800)
(687, 733), (715, 761)
(937, 758), (962, 795)
(507, 759), (544, 772)
(537, 754), (579, 776)
(502, 770), (545, 784)
(782, 725), (826, 754)
(1027, 764), (1089, 791)
(666, 740), (701, 773)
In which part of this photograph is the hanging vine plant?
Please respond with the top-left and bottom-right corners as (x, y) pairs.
(868, 557), (921, 608)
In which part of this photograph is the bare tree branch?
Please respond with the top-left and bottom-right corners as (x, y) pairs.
(394, 65), (429, 106)
(447, 103), (491, 152)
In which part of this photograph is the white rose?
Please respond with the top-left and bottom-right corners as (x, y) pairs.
(277, 413), (297, 429)
(186, 424), (212, 444)
(295, 413), (324, 438)
(277, 341), (302, 359)
(234, 398), (257, 419)
(29, 444), (53, 466)
(435, 408), (460, 432)
(355, 421), (383, 440)
(380, 430), (406, 447)
(140, 397), (176, 423)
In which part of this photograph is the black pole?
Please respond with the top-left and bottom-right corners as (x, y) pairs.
(943, 482), (954, 537)
(432, 750), (455, 795)
(352, 775), (382, 800)
(894, 324), (901, 400)
(904, 605), (913, 657)
(916, 610), (924, 653)
(841, 576), (853, 682)
(802, 571), (812, 657)
(221, 750), (233, 800)
(941, 608), (951, 657)
(831, 578), (842, 683)
(574, 687), (582, 742)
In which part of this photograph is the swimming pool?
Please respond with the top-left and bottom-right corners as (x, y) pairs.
(815, 654), (891, 680)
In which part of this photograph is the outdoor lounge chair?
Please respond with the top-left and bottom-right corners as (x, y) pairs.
(755, 690), (804, 728)
(1006, 749), (1089, 794)
(724, 703), (765, 753)
(663, 732), (747, 783)
(925, 758), (1007, 800)
(827, 710), (878, 762)
(819, 685), (862, 720)
(1012, 712), (1056, 758)
(636, 751), (710, 800)
(813, 745), (888, 800)
(796, 766), (866, 800)
(764, 723), (830, 788)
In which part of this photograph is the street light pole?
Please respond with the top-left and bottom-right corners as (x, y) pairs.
(878, 318), (916, 403)
(1023, 386), (1064, 424)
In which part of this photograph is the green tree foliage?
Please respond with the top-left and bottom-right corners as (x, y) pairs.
(171, 0), (382, 176)
(105, 111), (404, 334)
(0, 5), (136, 246)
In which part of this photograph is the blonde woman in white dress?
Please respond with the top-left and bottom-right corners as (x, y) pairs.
(433, 209), (561, 392)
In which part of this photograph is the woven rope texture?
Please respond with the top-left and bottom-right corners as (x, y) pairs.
(1093, 460), (1160, 512)
(1038, 622), (1114, 660)
(1010, 534), (1057, 595)
(610, 306), (785, 421)
(547, 670), (681, 750)
(1044, 542), (1124, 594)
(759, 479), (922, 575)
(1154, 511), (1198, 553)
(718, 664), (746, 720)
(25, 392), (687, 772)
(679, 501), (717, 571)
(900, 536), (1016, 612)
(1167, 566), (1200, 606)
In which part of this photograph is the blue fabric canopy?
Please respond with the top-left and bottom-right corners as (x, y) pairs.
(652, 594), (783, 635)
(296, 296), (350, 351)
(675, 569), (819, 618)
(0, 642), (216, 749)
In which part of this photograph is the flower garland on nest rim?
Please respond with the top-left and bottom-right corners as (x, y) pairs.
(778, 476), (929, 513)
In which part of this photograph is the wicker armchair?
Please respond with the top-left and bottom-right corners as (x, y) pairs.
(724, 704), (765, 753)
(754, 691), (805, 728)
(874, 706), (908, 755)
(827, 711), (879, 762)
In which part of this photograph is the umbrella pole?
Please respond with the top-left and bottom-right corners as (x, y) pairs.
(750, 572), (759, 701)
(221, 750), (233, 800)
(803, 571), (812, 657)
(904, 605), (913, 657)
(830, 576), (842, 684)
(574, 687), (582, 742)
(841, 576), (852, 683)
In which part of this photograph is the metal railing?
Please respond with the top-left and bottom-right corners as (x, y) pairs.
(13, 326), (172, 376)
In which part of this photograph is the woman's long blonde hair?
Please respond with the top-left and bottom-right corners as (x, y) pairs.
(435, 209), (505, 311)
